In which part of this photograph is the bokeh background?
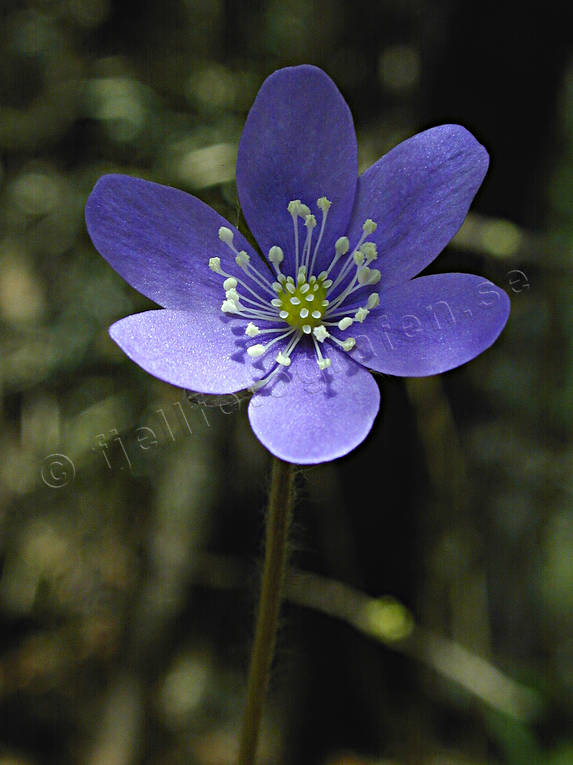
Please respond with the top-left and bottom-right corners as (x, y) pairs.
(1, 0), (572, 763)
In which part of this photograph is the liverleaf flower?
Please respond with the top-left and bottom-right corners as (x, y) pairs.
(85, 65), (510, 465)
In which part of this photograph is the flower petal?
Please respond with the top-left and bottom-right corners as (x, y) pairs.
(248, 343), (380, 464)
(109, 307), (278, 394)
(86, 174), (260, 309)
(346, 125), (489, 287)
(350, 273), (510, 376)
(236, 65), (358, 273)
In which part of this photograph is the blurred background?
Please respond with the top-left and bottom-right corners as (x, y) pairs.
(0, 0), (572, 763)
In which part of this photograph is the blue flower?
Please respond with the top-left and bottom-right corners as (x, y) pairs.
(86, 65), (510, 464)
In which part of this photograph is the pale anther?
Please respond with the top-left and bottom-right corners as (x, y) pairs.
(353, 251), (365, 266)
(276, 352), (291, 366)
(355, 307), (369, 323)
(223, 277), (237, 290)
(218, 226), (234, 244)
(247, 344), (266, 358)
(268, 245), (284, 264)
(318, 358), (331, 370)
(305, 214), (317, 229)
(363, 218), (377, 234)
(235, 251), (250, 267)
(313, 325), (329, 342)
(338, 317), (353, 330)
(367, 293), (380, 309)
(245, 323), (260, 337)
(361, 242), (378, 262)
(335, 236), (349, 255)
(317, 196), (332, 212)
(209, 257), (223, 273)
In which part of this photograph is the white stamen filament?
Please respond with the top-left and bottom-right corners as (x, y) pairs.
(211, 203), (380, 379)
(308, 196), (331, 275)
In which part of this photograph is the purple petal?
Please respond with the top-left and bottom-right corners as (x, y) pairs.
(86, 175), (260, 309)
(109, 307), (279, 394)
(350, 273), (510, 376)
(237, 65), (358, 274)
(345, 125), (489, 287)
(248, 343), (380, 464)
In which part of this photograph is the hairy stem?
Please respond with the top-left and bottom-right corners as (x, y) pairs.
(237, 457), (294, 765)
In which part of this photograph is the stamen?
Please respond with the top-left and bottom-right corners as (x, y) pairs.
(275, 351), (291, 366)
(209, 257), (224, 274)
(248, 332), (303, 393)
(312, 325), (330, 343)
(324, 236), (349, 277)
(353, 251), (365, 267)
(308, 196), (331, 274)
(218, 226), (234, 244)
(329, 335), (356, 352)
(220, 298), (234, 312)
(288, 200), (302, 272)
(245, 322), (260, 337)
(329, 218), (379, 291)
(301, 214), (316, 270)
(361, 242), (378, 263)
(312, 336), (331, 369)
(367, 293), (380, 309)
(268, 246), (284, 275)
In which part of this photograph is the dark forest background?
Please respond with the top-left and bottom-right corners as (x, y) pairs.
(0, 0), (572, 763)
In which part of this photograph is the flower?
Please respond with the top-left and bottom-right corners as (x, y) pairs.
(85, 65), (510, 465)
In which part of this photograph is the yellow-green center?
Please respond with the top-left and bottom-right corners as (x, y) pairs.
(277, 277), (329, 331)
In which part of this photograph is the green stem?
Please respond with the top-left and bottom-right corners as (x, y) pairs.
(238, 457), (294, 765)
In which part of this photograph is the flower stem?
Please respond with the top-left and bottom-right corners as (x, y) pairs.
(238, 457), (294, 765)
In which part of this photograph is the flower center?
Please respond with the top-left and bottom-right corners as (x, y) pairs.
(275, 274), (329, 331)
(209, 198), (381, 390)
